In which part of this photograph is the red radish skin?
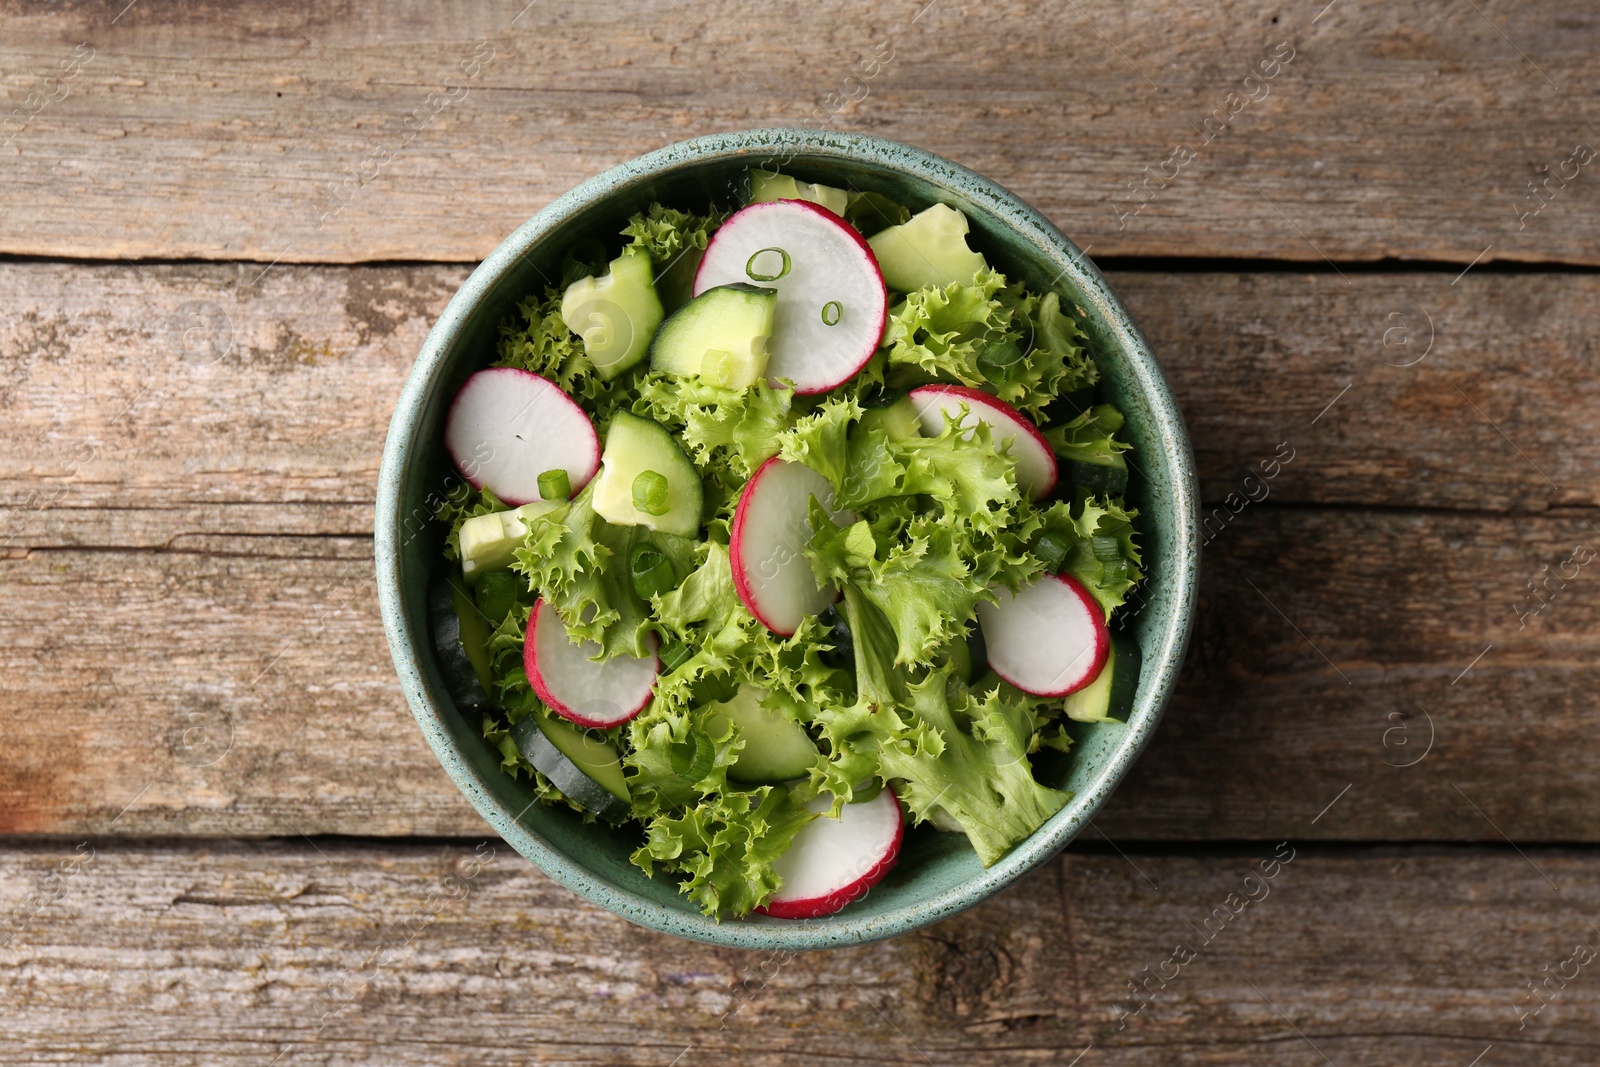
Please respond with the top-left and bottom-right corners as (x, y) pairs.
(730, 457), (851, 635)
(977, 573), (1109, 698)
(694, 200), (887, 394)
(524, 599), (658, 728)
(443, 368), (600, 506)
(756, 789), (904, 919)
(907, 384), (1058, 500)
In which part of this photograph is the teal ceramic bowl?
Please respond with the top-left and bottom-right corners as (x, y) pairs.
(377, 129), (1198, 949)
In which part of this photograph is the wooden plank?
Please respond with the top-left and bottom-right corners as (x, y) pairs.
(3, 0), (1598, 264)
(1, 840), (1596, 1064)
(2, 263), (1594, 539)
(2, 505), (1594, 840)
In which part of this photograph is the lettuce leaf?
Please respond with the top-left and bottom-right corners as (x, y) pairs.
(632, 783), (816, 917)
(881, 269), (1097, 419)
(510, 484), (697, 659)
(1025, 495), (1144, 614)
(808, 508), (988, 667)
(621, 204), (718, 266)
(877, 668), (1071, 866)
(634, 372), (794, 480)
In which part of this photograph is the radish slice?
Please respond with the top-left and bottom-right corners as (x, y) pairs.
(908, 384), (1058, 500)
(976, 573), (1108, 697)
(693, 200), (887, 394)
(730, 457), (855, 635)
(443, 368), (600, 506)
(757, 789), (904, 919)
(524, 599), (658, 728)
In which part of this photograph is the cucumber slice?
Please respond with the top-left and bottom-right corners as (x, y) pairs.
(749, 170), (850, 216)
(509, 712), (631, 824)
(1063, 634), (1141, 724)
(590, 411), (704, 536)
(857, 394), (921, 442)
(560, 249), (665, 381)
(648, 283), (777, 388)
(866, 203), (989, 292)
(459, 500), (562, 580)
(429, 568), (493, 710)
(707, 684), (819, 784)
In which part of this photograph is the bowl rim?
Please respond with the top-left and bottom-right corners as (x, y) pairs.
(376, 127), (1199, 949)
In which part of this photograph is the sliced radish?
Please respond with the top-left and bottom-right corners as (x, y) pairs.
(976, 573), (1108, 697)
(443, 368), (600, 506)
(524, 599), (658, 728)
(693, 200), (887, 394)
(908, 384), (1058, 500)
(757, 789), (903, 919)
(730, 457), (854, 636)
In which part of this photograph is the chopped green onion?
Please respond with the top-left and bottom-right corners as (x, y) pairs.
(629, 542), (678, 600)
(1090, 534), (1122, 563)
(669, 731), (714, 782)
(537, 468), (571, 501)
(978, 340), (1026, 386)
(631, 470), (671, 515)
(658, 639), (696, 672)
(745, 246), (791, 282)
(1034, 530), (1074, 573)
(821, 300), (842, 326)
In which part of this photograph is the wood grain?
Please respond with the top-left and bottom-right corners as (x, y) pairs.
(2, 263), (1594, 541)
(2, 0), (1597, 265)
(1, 840), (1595, 1064)
(2, 505), (1594, 841)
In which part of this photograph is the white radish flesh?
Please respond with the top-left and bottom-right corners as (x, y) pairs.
(908, 384), (1058, 500)
(694, 200), (887, 394)
(976, 573), (1108, 697)
(524, 600), (658, 728)
(443, 368), (600, 506)
(730, 458), (854, 636)
(758, 789), (904, 919)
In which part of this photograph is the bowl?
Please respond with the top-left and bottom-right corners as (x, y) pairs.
(376, 128), (1199, 949)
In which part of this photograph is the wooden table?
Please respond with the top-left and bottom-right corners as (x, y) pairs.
(3, 2), (1597, 1063)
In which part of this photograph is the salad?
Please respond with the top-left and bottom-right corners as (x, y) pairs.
(429, 170), (1144, 919)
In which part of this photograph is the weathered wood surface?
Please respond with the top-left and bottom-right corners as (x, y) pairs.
(1, 261), (1595, 839)
(3, 0), (1599, 265)
(2, 504), (1594, 840)
(2, 263), (1594, 528)
(2, 841), (1596, 1064)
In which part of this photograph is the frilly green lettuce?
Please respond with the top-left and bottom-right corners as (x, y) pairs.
(881, 268), (1097, 419)
(510, 485), (697, 659)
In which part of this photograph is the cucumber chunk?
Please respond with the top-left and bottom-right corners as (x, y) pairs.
(510, 711), (632, 823)
(707, 684), (819, 784)
(1063, 634), (1141, 723)
(649, 283), (777, 388)
(748, 170), (850, 216)
(429, 568), (493, 710)
(561, 249), (665, 381)
(866, 203), (989, 292)
(590, 411), (704, 536)
(459, 499), (562, 580)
